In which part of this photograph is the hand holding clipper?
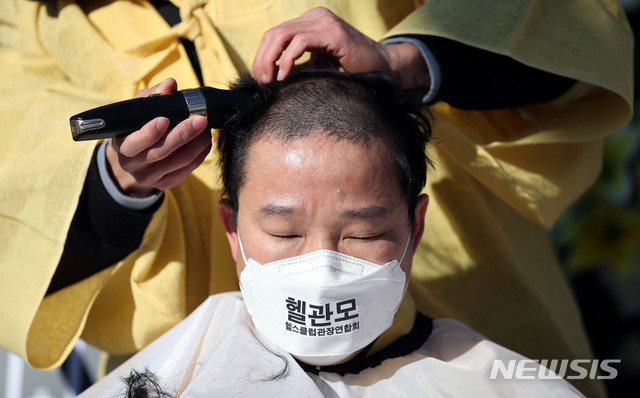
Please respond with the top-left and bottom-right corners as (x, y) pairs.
(70, 79), (254, 196)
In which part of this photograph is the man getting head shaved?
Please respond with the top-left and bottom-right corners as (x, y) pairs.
(80, 70), (584, 397)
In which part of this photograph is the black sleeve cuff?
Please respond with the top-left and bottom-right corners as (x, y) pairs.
(397, 35), (576, 110)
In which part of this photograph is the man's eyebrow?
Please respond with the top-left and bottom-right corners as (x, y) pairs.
(339, 205), (388, 220)
(256, 204), (300, 218)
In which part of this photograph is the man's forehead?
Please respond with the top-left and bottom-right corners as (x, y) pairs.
(243, 133), (396, 184)
(239, 133), (405, 213)
(247, 131), (392, 160)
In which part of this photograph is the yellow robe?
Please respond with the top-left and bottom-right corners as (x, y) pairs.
(0, 0), (632, 396)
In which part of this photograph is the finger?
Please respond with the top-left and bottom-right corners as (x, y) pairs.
(276, 32), (335, 81)
(253, 7), (345, 83)
(255, 9), (362, 82)
(160, 126), (212, 174)
(253, 18), (323, 83)
(134, 78), (178, 99)
(155, 78), (178, 94)
(253, 25), (296, 83)
(114, 117), (170, 157)
(120, 128), (211, 189)
(154, 140), (213, 191)
(145, 116), (208, 163)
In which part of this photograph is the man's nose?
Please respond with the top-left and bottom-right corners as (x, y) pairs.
(303, 235), (339, 253)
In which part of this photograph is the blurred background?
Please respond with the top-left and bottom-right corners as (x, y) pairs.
(548, 1), (640, 396)
(2, 1), (640, 397)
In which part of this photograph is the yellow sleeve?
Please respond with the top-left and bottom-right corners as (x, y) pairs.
(0, 0), (237, 369)
(383, 3), (631, 397)
(386, 0), (633, 225)
(0, 0), (107, 369)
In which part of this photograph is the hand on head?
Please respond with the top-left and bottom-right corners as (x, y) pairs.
(252, 7), (429, 89)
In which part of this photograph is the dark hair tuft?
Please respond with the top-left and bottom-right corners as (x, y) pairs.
(217, 69), (433, 223)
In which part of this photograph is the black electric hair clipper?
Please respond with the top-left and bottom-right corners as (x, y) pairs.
(70, 87), (253, 141)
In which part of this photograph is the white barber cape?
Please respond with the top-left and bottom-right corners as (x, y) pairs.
(80, 292), (583, 397)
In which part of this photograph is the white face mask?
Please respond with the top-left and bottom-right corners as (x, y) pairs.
(237, 230), (411, 366)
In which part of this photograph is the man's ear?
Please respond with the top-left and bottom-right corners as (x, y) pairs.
(410, 194), (429, 255)
(218, 198), (239, 261)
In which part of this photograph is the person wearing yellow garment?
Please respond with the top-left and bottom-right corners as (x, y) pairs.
(0, 1), (632, 397)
